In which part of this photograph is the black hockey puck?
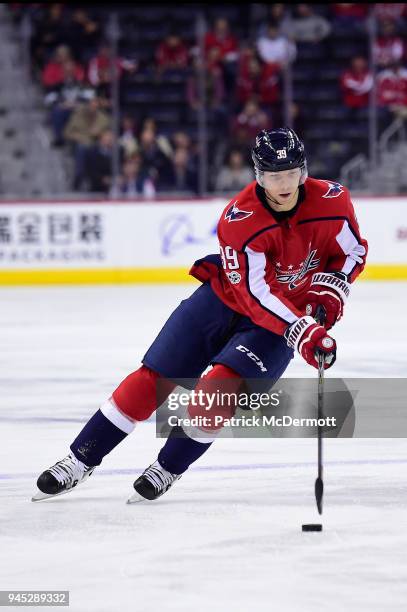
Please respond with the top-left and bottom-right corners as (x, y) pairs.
(302, 524), (322, 532)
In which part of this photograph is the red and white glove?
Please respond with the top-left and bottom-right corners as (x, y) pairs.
(305, 272), (351, 330)
(285, 316), (337, 370)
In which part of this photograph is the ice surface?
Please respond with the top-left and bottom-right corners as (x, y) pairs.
(1, 282), (407, 612)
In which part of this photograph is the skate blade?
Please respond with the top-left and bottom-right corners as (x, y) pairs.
(126, 491), (149, 504)
(31, 488), (73, 502)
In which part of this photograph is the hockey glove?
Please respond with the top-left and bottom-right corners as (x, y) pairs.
(305, 272), (350, 330)
(285, 316), (336, 370)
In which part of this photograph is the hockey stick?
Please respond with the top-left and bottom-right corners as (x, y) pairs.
(314, 305), (326, 515)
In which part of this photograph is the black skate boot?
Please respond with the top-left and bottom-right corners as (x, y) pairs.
(127, 460), (181, 503)
(32, 452), (96, 501)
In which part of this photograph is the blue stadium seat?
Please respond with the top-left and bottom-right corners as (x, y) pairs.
(305, 125), (336, 140)
(137, 23), (170, 42)
(297, 43), (326, 61)
(340, 123), (369, 139)
(206, 6), (243, 22)
(317, 66), (341, 80)
(292, 66), (316, 81)
(131, 7), (170, 22)
(308, 84), (339, 102)
(317, 105), (349, 121)
(331, 42), (368, 60)
(293, 84), (311, 102)
(147, 107), (181, 123)
(157, 84), (186, 104)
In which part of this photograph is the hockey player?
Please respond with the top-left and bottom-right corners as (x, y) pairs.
(32, 128), (368, 503)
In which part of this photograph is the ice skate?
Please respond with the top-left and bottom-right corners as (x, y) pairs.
(127, 460), (181, 503)
(32, 452), (96, 501)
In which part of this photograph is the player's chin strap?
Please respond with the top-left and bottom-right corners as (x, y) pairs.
(309, 272), (351, 304)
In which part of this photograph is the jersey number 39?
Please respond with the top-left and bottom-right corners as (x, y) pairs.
(220, 245), (239, 270)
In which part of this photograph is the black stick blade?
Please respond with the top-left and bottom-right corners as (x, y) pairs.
(315, 477), (324, 515)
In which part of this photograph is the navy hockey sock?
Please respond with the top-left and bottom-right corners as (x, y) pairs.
(70, 400), (135, 466)
(157, 426), (213, 474)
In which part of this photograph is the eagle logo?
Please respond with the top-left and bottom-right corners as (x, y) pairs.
(322, 181), (344, 198)
(276, 249), (320, 290)
(225, 201), (253, 223)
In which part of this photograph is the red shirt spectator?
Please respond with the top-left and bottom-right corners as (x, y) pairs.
(374, 20), (405, 67)
(236, 58), (280, 105)
(237, 45), (257, 74)
(156, 34), (189, 70)
(331, 4), (369, 20)
(232, 99), (270, 144)
(377, 64), (407, 107)
(375, 3), (407, 23)
(340, 56), (373, 108)
(259, 63), (281, 104)
(187, 58), (225, 111)
(205, 17), (239, 63)
(206, 47), (224, 71)
(42, 45), (84, 89)
(88, 44), (136, 87)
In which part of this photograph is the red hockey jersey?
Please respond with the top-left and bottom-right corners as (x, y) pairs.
(190, 177), (368, 336)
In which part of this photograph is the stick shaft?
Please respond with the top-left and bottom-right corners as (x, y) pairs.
(315, 305), (326, 515)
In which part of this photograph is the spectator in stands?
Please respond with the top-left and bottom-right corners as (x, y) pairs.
(67, 8), (101, 64)
(377, 60), (407, 124)
(287, 4), (332, 44)
(138, 126), (173, 191)
(31, 3), (69, 69)
(256, 24), (296, 67)
(375, 4), (407, 26)
(86, 129), (116, 193)
(204, 18), (239, 65)
(237, 44), (257, 71)
(373, 19), (405, 68)
(204, 17), (239, 92)
(236, 55), (261, 105)
(119, 115), (139, 159)
(236, 55), (280, 109)
(215, 149), (254, 192)
(141, 117), (173, 159)
(44, 60), (94, 146)
(340, 56), (373, 115)
(171, 130), (197, 191)
(172, 130), (192, 152)
(42, 45), (84, 91)
(64, 94), (110, 190)
(231, 98), (270, 146)
(110, 156), (156, 199)
(330, 4), (369, 31)
(155, 33), (189, 76)
(186, 56), (226, 126)
(289, 102), (305, 138)
(205, 46), (224, 71)
(88, 43), (137, 99)
(170, 147), (198, 193)
(267, 4), (292, 34)
(253, 4), (291, 38)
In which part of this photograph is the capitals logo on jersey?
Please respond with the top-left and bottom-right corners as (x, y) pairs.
(225, 201), (253, 223)
(275, 248), (320, 290)
(322, 181), (344, 198)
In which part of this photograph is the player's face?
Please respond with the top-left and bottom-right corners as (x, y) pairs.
(262, 168), (302, 209)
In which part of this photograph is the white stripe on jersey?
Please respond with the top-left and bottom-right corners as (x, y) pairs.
(245, 247), (298, 324)
(335, 220), (366, 275)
